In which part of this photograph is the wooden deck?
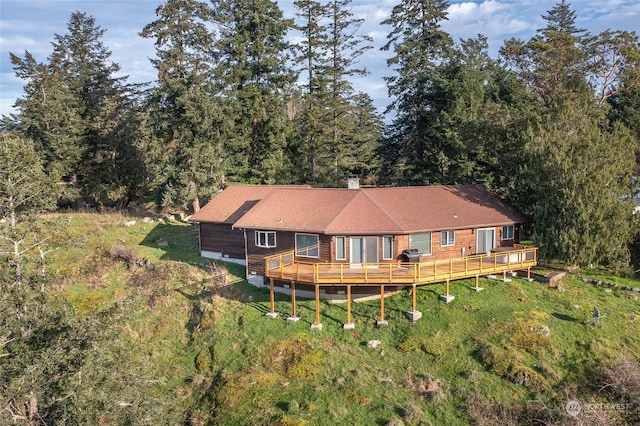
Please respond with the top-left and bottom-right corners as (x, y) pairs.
(265, 245), (537, 286)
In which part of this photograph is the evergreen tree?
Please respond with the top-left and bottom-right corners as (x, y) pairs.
(4, 51), (84, 188)
(380, 0), (454, 184)
(340, 93), (383, 180)
(292, 0), (331, 183)
(292, 0), (380, 185)
(500, 0), (640, 267)
(426, 35), (495, 184)
(212, 0), (296, 184)
(520, 99), (638, 267)
(0, 134), (63, 422)
(0, 134), (56, 285)
(324, 0), (376, 185)
(500, 0), (590, 105)
(141, 0), (226, 212)
(49, 12), (143, 208)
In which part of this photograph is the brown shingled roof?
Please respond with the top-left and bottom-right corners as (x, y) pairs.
(226, 184), (525, 234)
(232, 188), (358, 233)
(359, 185), (525, 233)
(188, 185), (309, 224)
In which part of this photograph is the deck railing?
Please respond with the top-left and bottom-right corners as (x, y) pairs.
(265, 246), (538, 286)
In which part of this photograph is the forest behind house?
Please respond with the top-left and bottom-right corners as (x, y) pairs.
(2, 0), (640, 424)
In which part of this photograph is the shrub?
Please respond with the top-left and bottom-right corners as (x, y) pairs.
(194, 346), (214, 373)
(108, 245), (138, 270)
(475, 340), (511, 377)
(397, 335), (427, 353)
(598, 358), (640, 405)
(400, 402), (428, 425)
(464, 394), (520, 426)
(507, 362), (549, 392)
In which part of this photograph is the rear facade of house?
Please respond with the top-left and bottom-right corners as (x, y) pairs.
(189, 183), (526, 295)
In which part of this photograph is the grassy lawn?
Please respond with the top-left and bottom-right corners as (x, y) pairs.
(44, 212), (640, 424)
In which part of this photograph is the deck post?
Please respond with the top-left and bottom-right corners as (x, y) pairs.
(412, 283), (417, 312)
(265, 278), (279, 318)
(344, 285), (355, 329)
(377, 285), (388, 326)
(526, 266), (533, 282)
(406, 283), (422, 322)
(287, 281), (300, 322)
(470, 274), (484, 292)
(440, 279), (455, 303)
(502, 270), (511, 283)
(310, 285), (322, 330)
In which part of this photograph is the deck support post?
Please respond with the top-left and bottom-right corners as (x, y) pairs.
(265, 278), (279, 318)
(343, 285), (355, 329)
(377, 285), (388, 326)
(287, 281), (300, 322)
(406, 283), (422, 323)
(470, 274), (484, 292)
(502, 270), (512, 283)
(526, 267), (533, 282)
(310, 285), (322, 329)
(440, 279), (455, 303)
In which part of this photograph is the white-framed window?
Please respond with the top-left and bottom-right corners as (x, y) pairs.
(335, 236), (346, 260)
(296, 233), (319, 258)
(383, 236), (393, 260)
(409, 233), (432, 256)
(255, 230), (276, 248)
(502, 225), (515, 240)
(440, 230), (455, 247)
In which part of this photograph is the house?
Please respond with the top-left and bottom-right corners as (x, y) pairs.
(189, 183), (535, 295)
(188, 185), (307, 265)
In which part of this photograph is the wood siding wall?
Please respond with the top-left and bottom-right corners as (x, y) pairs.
(199, 223), (245, 259)
(246, 231), (334, 279)
(245, 224), (521, 282)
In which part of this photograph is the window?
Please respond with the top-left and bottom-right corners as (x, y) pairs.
(383, 236), (393, 260)
(409, 233), (432, 255)
(440, 230), (455, 247)
(335, 236), (346, 260)
(502, 225), (514, 240)
(296, 233), (319, 258)
(255, 230), (276, 248)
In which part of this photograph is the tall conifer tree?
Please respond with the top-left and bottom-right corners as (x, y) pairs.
(501, 0), (639, 267)
(212, 0), (295, 184)
(49, 12), (143, 207)
(380, 0), (454, 184)
(5, 52), (84, 186)
(293, 0), (380, 185)
(141, 0), (226, 212)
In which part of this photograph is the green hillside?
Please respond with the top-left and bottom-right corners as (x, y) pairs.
(9, 212), (640, 425)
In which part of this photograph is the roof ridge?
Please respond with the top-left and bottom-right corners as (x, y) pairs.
(361, 189), (406, 232)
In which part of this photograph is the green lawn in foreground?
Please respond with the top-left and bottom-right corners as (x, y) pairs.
(45, 212), (640, 424)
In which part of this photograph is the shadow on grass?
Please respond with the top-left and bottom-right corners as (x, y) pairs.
(139, 221), (201, 263)
(552, 312), (579, 322)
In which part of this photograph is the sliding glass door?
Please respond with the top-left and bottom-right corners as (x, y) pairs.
(476, 228), (495, 254)
(350, 237), (378, 266)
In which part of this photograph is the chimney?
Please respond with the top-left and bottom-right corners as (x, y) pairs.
(347, 176), (360, 189)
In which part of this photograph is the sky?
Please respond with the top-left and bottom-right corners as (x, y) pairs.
(1, 0), (639, 118)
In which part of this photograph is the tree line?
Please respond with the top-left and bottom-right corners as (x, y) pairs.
(1, 1), (640, 421)
(2, 0), (640, 268)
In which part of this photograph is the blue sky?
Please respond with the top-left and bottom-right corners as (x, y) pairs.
(1, 0), (639, 118)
